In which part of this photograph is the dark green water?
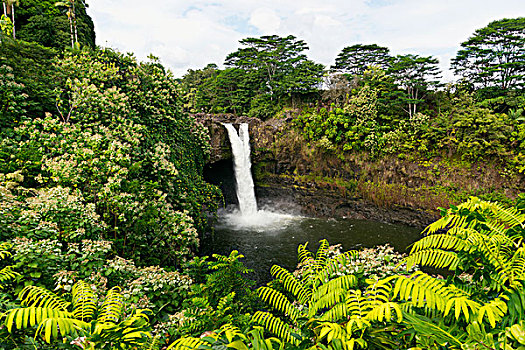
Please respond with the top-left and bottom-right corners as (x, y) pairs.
(200, 211), (422, 283)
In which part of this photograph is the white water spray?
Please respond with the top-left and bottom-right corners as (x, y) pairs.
(223, 123), (258, 215)
(221, 123), (298, 230)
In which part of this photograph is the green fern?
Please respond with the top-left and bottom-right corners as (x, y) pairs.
(252, 311), (300, 345)
(217, 291), (235, 311)
(258, 287), (299, 321)
(270, 265), (311, 304)
(72, 280), (97, 322)
(2, 281), (153, 347)
(97, 286), (124, 324)
(167, 336), (204, 350)
(19, 285), (70, 310)
(0, 266), (19, 289)
(255, 240), (403, 348)
(406, 197), (525, 288)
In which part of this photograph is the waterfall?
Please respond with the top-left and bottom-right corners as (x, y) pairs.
(223, 123), (258, 215)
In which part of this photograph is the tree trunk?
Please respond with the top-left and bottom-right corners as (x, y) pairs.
(68, 10), (74, 47)
(72, 0), (78, 44)
(2, 2), (6, 16)
(10, 3), (14, 39)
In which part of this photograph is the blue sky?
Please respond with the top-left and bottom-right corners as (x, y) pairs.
(87, 0), (525, 81)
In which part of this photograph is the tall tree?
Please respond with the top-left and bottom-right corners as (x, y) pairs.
(451, 17), (525, 90)
(388, 54), (441, 117)
(5, 0), (17, 38)
(14, 0), (95, 48)
(224, 35), (324, 103)
(332, 44), (391, 76)
(55, 0), (77, 47)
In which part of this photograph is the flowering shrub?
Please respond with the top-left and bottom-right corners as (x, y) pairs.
(0, 48), (221, 266)
(294, 244), (418, 286)
(104, 256), (192, 311)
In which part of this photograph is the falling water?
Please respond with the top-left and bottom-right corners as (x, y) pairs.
(223, 123), (258, 215)
(220, 123), (297, 230)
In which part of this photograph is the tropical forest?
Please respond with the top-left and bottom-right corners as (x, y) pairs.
(0, 1), (525, 349)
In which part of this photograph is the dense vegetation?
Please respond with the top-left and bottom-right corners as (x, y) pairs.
(183, 18), (524, 175)
(1, 5), (524, 350)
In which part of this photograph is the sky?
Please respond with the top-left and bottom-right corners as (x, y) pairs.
(87, 0), (525, 82)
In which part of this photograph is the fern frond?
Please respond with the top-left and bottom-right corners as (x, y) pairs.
(425, 212), (467, 235)
(0, 266), (19, 288)
(316, 322), (350, 345)
(312, 275), (358, 304)
(252, 311), (300, 345)
(297, 242), (314, 265)
(217, 292), (235, 311)
(391, 272), (464, 311)
(363, 280), (392, 306)
(72, 281), (97, 322)
(19, 285), (70, 310)
(270, 265), (311, 304)
(317, 250), (358, 282)
(405, 249), (459, 270)
(144, 334), (162, 350)
(310, 275), (359, 318)
(218, 323), (246, 343)
(35, 316), (88, 343)
(3, 307), (74, 333)
(477, 297), (508, 328)
(257, 287), (299, 322)
(166, 336), (206, 350)
(319, 301), (348, 322)
(366, 302), (402, 323)
(410, 234), (468, 253)
(0, 242), (12, 259)
(97, 287), (124, 324)
(510, 249), (525, 282)
(488, 202), (525, 229)
(314, 239), (330, 268)
(443, 296), (481, 322)
(346, 290), (366, 318)
(310, 287), (347, 318)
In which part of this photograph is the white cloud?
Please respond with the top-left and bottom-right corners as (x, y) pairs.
(87, 0), (525, 80)
(249, 8), (282, 33)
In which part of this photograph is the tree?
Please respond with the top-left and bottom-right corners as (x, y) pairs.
(388, 54), (441, 117)
(15, 0), (95, 49)
(4, 0), (17, 38)
(451, 17), (525, 90)
(181, 63), (220, 113)
(55, 0), (79, 48)
(332, 43), (391, 76)
(225, 35), (324, 104)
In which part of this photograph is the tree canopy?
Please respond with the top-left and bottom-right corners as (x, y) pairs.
(332, 44), (391, 76)
(225, 35), (324, 101)
(388, 54), (442, 116)
(451, 17), (525, 90)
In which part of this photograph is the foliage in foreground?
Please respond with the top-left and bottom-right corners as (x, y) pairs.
(172, 196), (525, 350)
(2, 281), (153, 348)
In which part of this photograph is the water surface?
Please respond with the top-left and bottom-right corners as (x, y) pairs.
(200, 212), (422, 284)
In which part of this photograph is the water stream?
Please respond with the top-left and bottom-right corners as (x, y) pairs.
(202, 123), (422, 283)
(222, 123), (258, 215)
(220, 123), (295, 228)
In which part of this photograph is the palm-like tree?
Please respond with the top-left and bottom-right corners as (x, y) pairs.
(2, 281), (154, 348)
(4, 0), (17, 38)
(56, 0), (85, 48)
